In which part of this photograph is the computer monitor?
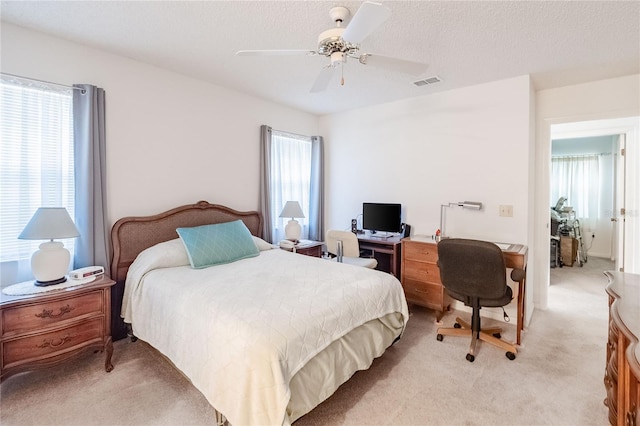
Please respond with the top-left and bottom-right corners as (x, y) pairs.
(362, 203), (402, 234)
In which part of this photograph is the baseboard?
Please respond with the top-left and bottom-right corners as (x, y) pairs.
(585, 251), (611, 259)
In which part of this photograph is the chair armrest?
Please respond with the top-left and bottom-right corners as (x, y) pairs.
(510, 268), (526, 282)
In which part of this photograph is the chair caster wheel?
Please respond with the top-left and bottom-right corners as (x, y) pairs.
(466, 353), (475, 362)
(436, 334), (443, 341)
(493, 332), (501, 338)
(506, 351), (516, 360)
(454, 323), (461, 329)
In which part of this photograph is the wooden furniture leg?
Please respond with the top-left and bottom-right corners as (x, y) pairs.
(105, 336), (114, 372)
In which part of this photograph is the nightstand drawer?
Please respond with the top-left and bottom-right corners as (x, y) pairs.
(2, 290), (104, 337)
(403, 241), (438, 263)
(402, 260), (440, 284)
(402, 278), (444, 308)
(2, 317), (104, 368)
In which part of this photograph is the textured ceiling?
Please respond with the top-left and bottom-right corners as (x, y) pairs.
(1, 1), (639, 115)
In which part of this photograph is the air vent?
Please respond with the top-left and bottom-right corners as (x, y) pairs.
(413, 76), (442, 87)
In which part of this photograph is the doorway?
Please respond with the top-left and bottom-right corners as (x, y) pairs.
(549, 117), (639, 284)
(550, 135), (618, 268)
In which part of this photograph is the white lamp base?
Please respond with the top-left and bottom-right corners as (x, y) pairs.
(284, 219), (301, 242)
(31, 241), (70, 286)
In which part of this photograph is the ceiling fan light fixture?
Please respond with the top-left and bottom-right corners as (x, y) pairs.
(331, 51), (346, 66)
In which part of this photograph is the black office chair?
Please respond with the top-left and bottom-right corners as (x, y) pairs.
(435, 238), (525, 362)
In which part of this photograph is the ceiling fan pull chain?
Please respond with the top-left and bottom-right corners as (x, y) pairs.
(341, 63), (345, 86)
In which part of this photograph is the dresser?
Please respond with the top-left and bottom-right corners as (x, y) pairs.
(401, 237), (451, 322)
(604, 271), (640, 426)
(0, 276), (115, 382)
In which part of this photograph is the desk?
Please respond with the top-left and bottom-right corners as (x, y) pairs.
(401, 236), (528, 346)
(500, 243), (528, 346)
(357, 234), (403, 279)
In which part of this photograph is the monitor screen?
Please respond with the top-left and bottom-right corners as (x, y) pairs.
(362, 203), (402, 233)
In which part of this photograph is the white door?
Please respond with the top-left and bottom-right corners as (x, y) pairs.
(620, 125), (640, 273)
(613, 134), (626, 271)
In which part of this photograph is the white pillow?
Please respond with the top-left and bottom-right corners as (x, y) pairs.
(253, 236), (277, 251)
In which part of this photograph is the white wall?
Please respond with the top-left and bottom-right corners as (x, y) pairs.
(0, 23), (319, 226)
(320, 75), (535, 323)
(535, 74), (640, 308)
(320, 76), (532, 242)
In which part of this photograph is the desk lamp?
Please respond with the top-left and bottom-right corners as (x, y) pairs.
(439, 201), (483, 239)
(18, 207), (80, 286)
(279, 201), (305, 242)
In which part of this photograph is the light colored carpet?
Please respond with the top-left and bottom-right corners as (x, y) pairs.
(1, 257), (612, 425)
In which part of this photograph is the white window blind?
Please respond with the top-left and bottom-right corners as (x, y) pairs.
(270, 130), (312, 242)
(0, 77), (75, 267)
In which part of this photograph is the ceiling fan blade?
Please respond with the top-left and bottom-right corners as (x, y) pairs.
(236, 50), (316, 56)
(310, 66), (337, 93)
(359, 54), (428, 76)
(342, 1), (391, 44)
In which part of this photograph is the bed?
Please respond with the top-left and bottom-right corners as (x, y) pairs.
(110, 201), (409, 425)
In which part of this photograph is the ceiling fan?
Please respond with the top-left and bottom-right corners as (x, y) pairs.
(236, 1), (429, 92)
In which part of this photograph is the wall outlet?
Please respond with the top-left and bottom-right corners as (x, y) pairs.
(499, 205), (513, 217)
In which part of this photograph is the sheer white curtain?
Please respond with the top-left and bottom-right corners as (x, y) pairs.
(0, 77), (75, 285)
(550, 154), (601, 231)
(270, 130), (312, 243)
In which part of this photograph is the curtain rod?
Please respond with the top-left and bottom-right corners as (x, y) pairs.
(552, 152), (611, 158)
(272, 128), (311, 140)
(0, 72), (86, 93)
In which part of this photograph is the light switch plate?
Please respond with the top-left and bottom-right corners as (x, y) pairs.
(499, 205), (513, 217)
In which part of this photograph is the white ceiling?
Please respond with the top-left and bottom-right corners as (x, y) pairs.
(1, 1), (639, 115)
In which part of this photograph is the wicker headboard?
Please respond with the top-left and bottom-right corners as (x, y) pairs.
(110, 201), (263, 282)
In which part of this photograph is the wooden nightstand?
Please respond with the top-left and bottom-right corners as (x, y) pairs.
(282, 240), (324, 258)
(0, 275), (116, 382)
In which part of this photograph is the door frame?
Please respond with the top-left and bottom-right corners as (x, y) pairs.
(539, 116), (639, 308)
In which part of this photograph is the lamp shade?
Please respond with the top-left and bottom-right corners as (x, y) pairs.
(279, 201), (305, 219)
(18, 207), (80, 240)
(18, 207), (80, 286)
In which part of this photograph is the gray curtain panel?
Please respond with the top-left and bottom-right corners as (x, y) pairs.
(259, 125), (274, 242)
(72, 84), (109, 270)
(308, 136), (324, 242)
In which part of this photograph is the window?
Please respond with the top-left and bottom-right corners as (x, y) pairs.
(0, 77), (75, 284)
(269, 130), (312, 242)
(550, 154), (601, 231)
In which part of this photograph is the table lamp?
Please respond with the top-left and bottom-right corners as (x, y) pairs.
(439, 201), (483, 239)
(18, 207), (80, 286)
(279, 201), (305, 242)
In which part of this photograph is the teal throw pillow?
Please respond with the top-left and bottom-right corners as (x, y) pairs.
(176, 220), (259, 268)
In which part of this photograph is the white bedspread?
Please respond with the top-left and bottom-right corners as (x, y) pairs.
(123, 242), (409, 426)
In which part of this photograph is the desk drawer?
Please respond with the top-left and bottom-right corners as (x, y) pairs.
(2, 317), (104, 368)
(2, 291), (104, 337)
(402, 278), (444, 308)
(403, 241), (438, 263)
(402, 260), (440, 284)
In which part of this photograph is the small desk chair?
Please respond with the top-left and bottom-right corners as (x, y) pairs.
(325, 230), (378, 269)
(435, 238), (524, 362)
